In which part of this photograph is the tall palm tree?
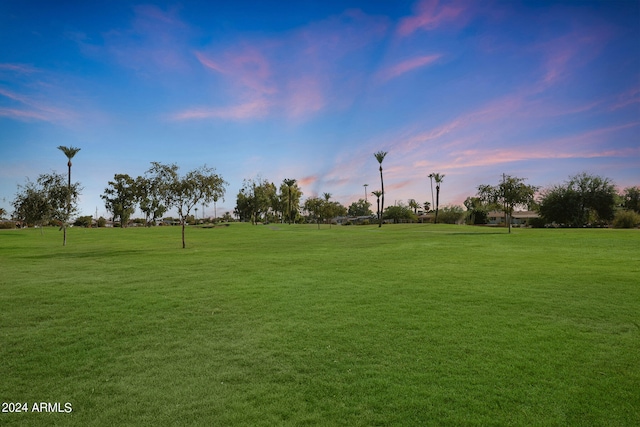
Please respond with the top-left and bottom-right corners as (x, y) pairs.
(428, 173), (435, 213)
(432, 173), (445, 224)
(283, 178), (296, 224)
(57, 145), (80, 246)
(374, 151), (387, 227)
(372, 190), (382, 225)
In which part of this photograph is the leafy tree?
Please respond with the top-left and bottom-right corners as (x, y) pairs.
(538, 173), (616, 227)
(622, 186), (640, 213)
(74, 215), (93, 227)
(430, 173), (445, 223)
(57, 145), (81, 246)
(235, 177), (274, 224)
(383, 204), (416, 223)
(437, 205), (465, 224)
(0, 207), (6, 219)
(136, 175), (167, 226)
(347, 199), (372, 217)
(464, 196), (489, 225)
(147, 162), (227, 248)
(12, 172), (80, 231)
(303, 197), (324, 229)
(374, 151), (387, 227)
(319, 193), (346, 228)
(101, 174), (138, 228)
(478, 174), (537, 233)
(423, 201), (431, 212)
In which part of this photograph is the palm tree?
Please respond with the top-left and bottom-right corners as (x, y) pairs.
(432, 173), (445, 224)
(408, 199), (419, 214)
(283, 178), (297, 224)
(374, 151), (387, 227)
(428, 173), (435, 213)
(372, 190), (382, 225)
(57, 145), (81, 246)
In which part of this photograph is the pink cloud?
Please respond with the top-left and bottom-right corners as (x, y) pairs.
(299, 175), (318, 187)
(195, 47), (275, 96)
(171, 99), (271, 121)
(0, 63), (37, 74)
(377, 54), (441, 82)
(181, 9), (388, 121)
(397, 0), (467, 37)
(610, 87), (640, 111)
(0, 87), (75, 122)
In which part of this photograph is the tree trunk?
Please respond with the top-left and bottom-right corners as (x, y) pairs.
(435, 187), (440, 224)
(379, 166), (384, 227)
(181, 219), (186, 248)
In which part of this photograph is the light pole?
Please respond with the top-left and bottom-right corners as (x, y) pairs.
(364, 184), (368, 202)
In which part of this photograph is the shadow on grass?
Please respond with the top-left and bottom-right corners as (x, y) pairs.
(23, 249), (148, 260)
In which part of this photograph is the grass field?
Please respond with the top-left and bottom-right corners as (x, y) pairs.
(1, 223), (638, 426)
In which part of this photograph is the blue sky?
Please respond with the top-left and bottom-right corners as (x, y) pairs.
(1, 0), (638, 219)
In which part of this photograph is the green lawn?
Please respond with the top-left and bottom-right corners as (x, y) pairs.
(1, 224), (638, 426)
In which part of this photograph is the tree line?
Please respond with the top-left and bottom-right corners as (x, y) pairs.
(7, 148), (640, 248)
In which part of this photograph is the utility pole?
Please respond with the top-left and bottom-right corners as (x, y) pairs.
(364, 184), (368, 202)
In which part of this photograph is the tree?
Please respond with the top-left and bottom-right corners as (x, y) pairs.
(0, 207), (6, 219)
(57, 145), (81, 246)
(74, 215), (93, 228)
(538, 173), (616, 227)
(235, 177), (274, 224)
(147, 162), (227, 248)
(101, 174), (138, 228)
(431, 173), (445, 224)
(374, 151), (387, 227)
(622, 186), (640, 213)
(371, 190), (382, 225)
(408, 199), (420, 214)
(478, 174), (537, 233)
(347, 199), (373, 217)
(383, 204), (416, 224)
(423, 201), (431, 212)
(12, 173), (80, 230)
(464, 196), (489, 225)
(303, 197), (324, 229)
(437, 205), (465, 224)
(282, 178), (300, 224)
(428, 173), (435, 214)
(136, 175), (167, 226)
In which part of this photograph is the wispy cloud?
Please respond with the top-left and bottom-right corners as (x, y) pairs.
(171, 99), (271, 121)
(99, 4), (194, 75)
(0, 63), (37, 74)
(176, 9), (388, 121)
(0, 87), (75, 123)
(377, 54), (441, 82)
(396, 0), (468, 37)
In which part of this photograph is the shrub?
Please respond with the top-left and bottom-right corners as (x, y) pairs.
(438, 205), (465, 224)
(0, 221), (16, 229)
(528, 217), (547, 228)
(612, 210), (640, 228)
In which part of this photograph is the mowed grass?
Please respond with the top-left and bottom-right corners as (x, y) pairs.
(0, 224), (638, 426)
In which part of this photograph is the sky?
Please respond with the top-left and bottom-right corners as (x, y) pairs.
(1, 0), (639, 219)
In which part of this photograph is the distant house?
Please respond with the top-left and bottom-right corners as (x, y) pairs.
(487, 210), (539, 226)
